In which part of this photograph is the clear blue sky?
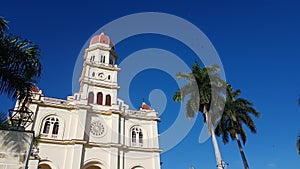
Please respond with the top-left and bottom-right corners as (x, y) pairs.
(1, 0), (300, 169)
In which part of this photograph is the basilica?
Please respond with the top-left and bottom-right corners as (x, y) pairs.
(22, 33), (161, 169)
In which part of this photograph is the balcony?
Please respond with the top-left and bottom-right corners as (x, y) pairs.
(43, 97), (68, 105)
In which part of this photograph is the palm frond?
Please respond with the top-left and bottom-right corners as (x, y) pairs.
(215, 84), (260, 145)
(0, 17), (8, 34)
(0, 30), (41, 101)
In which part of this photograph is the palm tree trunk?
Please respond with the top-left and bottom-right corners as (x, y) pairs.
(205, 105), (224, 169)
(235, 133), (249, 169)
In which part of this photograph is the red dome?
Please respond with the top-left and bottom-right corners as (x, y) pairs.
(30, 85), (39, 93)
(141, 102), (152, 110)
(89, 32), (114, 47)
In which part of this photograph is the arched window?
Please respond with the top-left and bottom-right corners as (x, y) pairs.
(107, 75), (111, 80)
(41, 116), (60, 139)
(42, 121), (50, 134)
(90, 55), (95, 62)
(97, 92), (103, 105)
(132, 130), (136, 143)
(52, 122), (59, 135)
(88, 92), (94, 104)
(109, 58), (114, 65)
(92, 72), (95, 77)
(100, 55), (105, 63)
(139, 132), (143, 144)
(105, 95), (111, 106)
(131, 127), (143, 147)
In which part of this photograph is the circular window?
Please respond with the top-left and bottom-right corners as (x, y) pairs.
(98, 73), (106, 80)
(90, 121), (105, 137)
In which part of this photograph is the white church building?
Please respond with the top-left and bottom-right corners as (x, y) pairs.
(21, 33), (162, 169)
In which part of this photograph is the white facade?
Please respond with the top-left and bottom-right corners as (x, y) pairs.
(21, 33), (162, 169)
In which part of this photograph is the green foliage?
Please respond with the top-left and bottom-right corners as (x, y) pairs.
(173, 61), (226, 120)
(173, 62), (227, 167)
(215, 84), (260, 145)
(0, 16), (41, 103)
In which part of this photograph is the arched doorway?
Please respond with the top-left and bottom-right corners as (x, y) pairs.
(82, 162), (103, 169)
(82, 160), (104, 169)
(132, 166), (144, 169)
(39, 164), (51, 169)
(85, 167), (101, 169)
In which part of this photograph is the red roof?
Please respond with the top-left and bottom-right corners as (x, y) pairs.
(89, 32), (114, 47)
(141, 102), (152, 110)
(30, 85), (39, 92)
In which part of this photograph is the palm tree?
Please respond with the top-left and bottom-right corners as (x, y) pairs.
(215, 84), (260, 169)
(0, 16), (41, 103)
(0, 16), (41, 129)
(173, 62), (227, 169)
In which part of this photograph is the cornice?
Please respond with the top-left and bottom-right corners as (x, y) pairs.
(39, 139), (162, 153)
(31, 100), (78, 110)
(81, 79), (120, 90)
(85, 61), (121, 72)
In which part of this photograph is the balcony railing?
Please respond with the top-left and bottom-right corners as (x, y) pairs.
(124, 110), (146, 117)
(89, 61), (115, 68)
(43, 97), (68, 106)
(131, 142), (143, 147)
(123, 109), (157, 118)
(40, 133), (58, 139)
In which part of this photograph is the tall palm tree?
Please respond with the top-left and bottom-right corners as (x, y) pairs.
(173, 62), (227, 169)
(215, 84), (260, 169)
(0, 16), (41, 105)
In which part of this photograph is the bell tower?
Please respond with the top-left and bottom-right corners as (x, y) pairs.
(76, 32), (120, 109)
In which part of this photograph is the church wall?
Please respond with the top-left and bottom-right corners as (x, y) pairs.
(124, 118), (158, 148)
(85, 112), (113, 143)
(38, 143), (83, 169)
(83, 146), (111, 168)
(76, 109), (88, 139)
(32, 106), (68, 139)
(125, 151), (161, 169)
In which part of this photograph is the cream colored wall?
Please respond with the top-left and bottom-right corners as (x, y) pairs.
(38, 143), (83, 169)
(83, 147), (111, 168)
(124, 118), (159, 148)
(125, 151), (161, 169)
